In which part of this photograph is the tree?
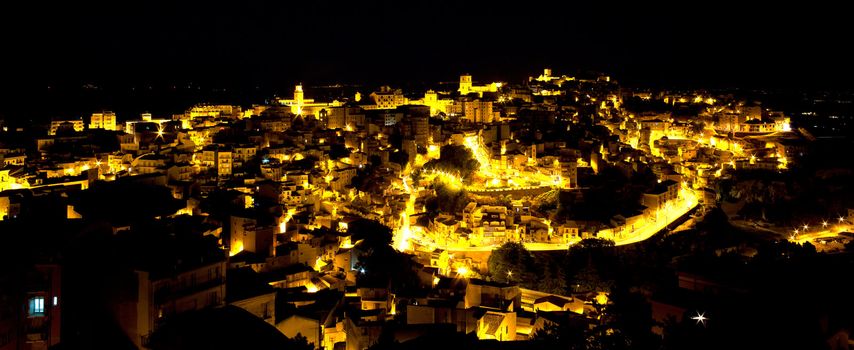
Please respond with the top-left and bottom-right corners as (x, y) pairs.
(285, 333), (316, 350)
(422, 144), (480, 180)
(487, 242), (536, 286)
(571, 265), (613, 294)
(425, 182), (470, 214)
(347, 219), (393, 246)
(350, 220), (421, 293)
(531, 321), (586, 350)
(537, 259), (568, 294)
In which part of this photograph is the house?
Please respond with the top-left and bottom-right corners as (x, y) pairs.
(263, 263), (314, 289)
(0, 263), (62, 350)
(227, 268), (276, 324)
(107, 232), (227, 349)
(474, 309), (516, 341)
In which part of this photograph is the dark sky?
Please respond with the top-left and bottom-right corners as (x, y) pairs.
(2, 1), (852, 94)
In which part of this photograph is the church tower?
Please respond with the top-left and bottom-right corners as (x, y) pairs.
(458, 74), (472, 95)
(294, 84), (304, 106)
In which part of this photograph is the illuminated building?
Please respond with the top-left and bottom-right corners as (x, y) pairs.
(200, 145), (233, 178)
(462, 99), (495, 124)
(368, 86), (408, 109)
(532, 68), (576, 87)
(1, 153), (27, 166)
(124, 118), (171, 134)
(48, 120), (85, 135)
(277, 84), (343, 116)
(232, 144), (259, 168)
(187, 104), (241, 119)
(326, 106), (363, 130)
(229, 213), (276, 257)
(134, 154), (169, 175)
(415, 90), (454, 115)
(89, 111), (117, 131)
(458, 74), (502, 97)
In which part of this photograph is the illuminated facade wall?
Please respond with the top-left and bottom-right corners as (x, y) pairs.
(89, 111), (117, 131)
(369, 86), (407, 109)
(463, 100), (494, 123)
(278, 84), (342, 116)
(230, 215), (274, 257)
(48, 120), (85, 135)
(458, 74), (501, 97)
(188, 105), (239, 119)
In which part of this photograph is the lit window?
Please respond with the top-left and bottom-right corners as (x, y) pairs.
(29, 296), (45, 316)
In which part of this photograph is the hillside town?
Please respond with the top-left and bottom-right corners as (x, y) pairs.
(3, 69), (854, 350)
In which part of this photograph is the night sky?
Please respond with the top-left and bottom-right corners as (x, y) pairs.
(1, 1), (851, 119)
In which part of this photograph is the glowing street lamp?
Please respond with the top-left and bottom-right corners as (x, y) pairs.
(691, 311), (708, 327)
(822, 221), (828, 228)
(803, 224), (809, 231)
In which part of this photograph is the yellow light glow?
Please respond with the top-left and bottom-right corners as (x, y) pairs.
(314, 257), (327, 272)
(456, 266), (470, 277)
(229, 241), (244, 257)
(395, 212), (412, 251)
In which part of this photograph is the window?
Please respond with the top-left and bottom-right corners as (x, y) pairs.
(28, 296), (45, 316)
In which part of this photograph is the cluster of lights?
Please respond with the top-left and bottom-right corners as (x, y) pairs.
(788, 216), (849, 242)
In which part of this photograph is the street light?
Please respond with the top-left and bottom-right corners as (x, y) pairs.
(822, 221), (828, 228)
(691, 311), (708, 327)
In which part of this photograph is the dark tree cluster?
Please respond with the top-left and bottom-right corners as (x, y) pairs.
(348, 219), (423, 293)
(422, 144), (480, 180)
(424, 182), (471, 215)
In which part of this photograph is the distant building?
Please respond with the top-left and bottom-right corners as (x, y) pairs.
(369, 86), (407, 110)
(48, 120), (84, 135)
(277, 84), (342, 116)
(461, 99), (495, 124)
(458, 74), (501, 97)
(89, 111), (117, 131)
